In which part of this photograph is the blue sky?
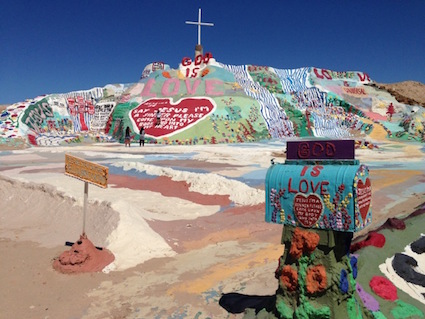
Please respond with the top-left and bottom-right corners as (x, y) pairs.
(1, 0), (424, 104)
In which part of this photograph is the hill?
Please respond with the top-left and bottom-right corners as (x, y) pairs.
(371, 81), (425, 107)
(1, 53), (424, 148)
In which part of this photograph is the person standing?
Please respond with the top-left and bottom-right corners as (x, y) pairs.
(124, 126), (131, 147)
(139, 126), (145, 147)
(156, 110), (161, 126)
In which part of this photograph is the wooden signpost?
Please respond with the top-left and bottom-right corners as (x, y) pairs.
(65, 154), (108, 236)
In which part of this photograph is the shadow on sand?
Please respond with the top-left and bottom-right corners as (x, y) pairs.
(219, 293), (276, 314)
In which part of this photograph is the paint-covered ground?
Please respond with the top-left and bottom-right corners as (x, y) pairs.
(0, 140), (424, 318)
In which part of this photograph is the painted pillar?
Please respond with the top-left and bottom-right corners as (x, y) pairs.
(263, 140), (374, 319)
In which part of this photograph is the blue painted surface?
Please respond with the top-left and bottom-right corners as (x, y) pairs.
(218, 202), (236, 213)
(339, 269), (349, 294)
(106, 165), (156, 179)
(203, 289), (220, 304)
(366, 161), (425, 171)
(265, 160), (371, 232)
(236, 168), (268, 187)
(0, 151), (13, 156)
(143, 152), (198, 161)
(164, 166), (209, 174)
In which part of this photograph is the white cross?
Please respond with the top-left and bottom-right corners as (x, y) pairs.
(185, 8), (214, 45)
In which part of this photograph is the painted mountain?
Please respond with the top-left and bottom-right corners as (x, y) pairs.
(1, 51), (424, 148)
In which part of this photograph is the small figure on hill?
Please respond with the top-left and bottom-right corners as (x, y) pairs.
(156, 110), (161, 126)
(305, 109), (312, 132)
(124, 126), (131, 147)
(139, 126), (145, 147)
(386, 102), (395, 121)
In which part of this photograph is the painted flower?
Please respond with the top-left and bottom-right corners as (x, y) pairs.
(280, 265), (298, 292)
(306, 265), (327, 294)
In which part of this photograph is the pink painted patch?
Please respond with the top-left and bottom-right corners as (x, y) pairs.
(53, 235), (114, 274)
(109, 174), (231, 206)
(364, 111), (387, 121)
(146, 203), (273, 254)
(369, 276), (398, 301)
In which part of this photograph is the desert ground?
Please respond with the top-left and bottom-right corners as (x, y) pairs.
(0, 137), (424, 318)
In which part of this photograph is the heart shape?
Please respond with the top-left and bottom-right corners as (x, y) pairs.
(130, 98), (216, 138)
(293, 193), (324, 228)
(357, 178), (371, 221)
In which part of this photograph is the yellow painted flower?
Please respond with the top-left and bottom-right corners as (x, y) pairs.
(280, 209), (285, 222)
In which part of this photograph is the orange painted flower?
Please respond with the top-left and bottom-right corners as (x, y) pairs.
(306, 265), (327, 294)
(162, 71), (171, 78)
(280, 265), (298, 292)
(289, 228), (320, 259)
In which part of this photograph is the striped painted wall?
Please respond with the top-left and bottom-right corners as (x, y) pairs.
(219, 63), (294, 138)
(273, 67), (310, 93)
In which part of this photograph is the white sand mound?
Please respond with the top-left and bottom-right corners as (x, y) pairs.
(0, 176), (118, 248)
(113, 161), (265, 206)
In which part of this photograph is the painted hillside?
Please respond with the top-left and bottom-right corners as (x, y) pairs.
(1, 50), (424, 148)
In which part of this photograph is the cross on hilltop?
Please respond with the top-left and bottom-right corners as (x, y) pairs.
(185, 8), (214, 46)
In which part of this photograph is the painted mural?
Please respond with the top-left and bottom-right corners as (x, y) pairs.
(1, 52), (424, 147)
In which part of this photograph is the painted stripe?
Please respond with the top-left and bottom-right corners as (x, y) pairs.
(219, 63), (294, 138)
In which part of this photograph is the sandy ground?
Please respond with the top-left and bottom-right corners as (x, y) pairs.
(0, 140), (424, 318)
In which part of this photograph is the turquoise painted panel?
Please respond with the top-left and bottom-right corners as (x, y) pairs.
(265, 160), (371, 232)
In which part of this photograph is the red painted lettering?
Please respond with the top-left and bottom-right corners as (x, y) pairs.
(310, 180), (320, 193)
(203, 52), (212, 63)
(314, 68), (324, 79)
(300, 166), (309, 177)
(288, 178), (298, 193)
(357, 72), (370, 82)
(311, 165), (323, 177)
(320, 181), (329, 195)
(325, 143), (336, 157)
(194, 54), (203, 66)
(299, 179), (309, 193)
(314, 68), (332, 80)
(312, 143), (324, 157)
(322, 69), (332, 80)
(298, 142), (310, 159)
(182, 57), (192, 66)
(191, 67), (200, 78)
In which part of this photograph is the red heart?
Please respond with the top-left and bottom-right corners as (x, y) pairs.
(293, 193), (324, 228)
(130, 98), (216, 138)
(357, 178), (371, 221)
